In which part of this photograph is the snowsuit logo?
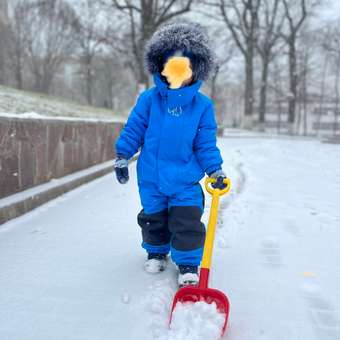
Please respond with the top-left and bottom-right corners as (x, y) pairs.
(168, 106), (183, 117)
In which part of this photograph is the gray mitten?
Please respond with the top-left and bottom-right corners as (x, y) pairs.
(114, 156), (129, 184)
(209, 169), (228, 189)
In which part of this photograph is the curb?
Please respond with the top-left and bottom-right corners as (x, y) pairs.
(0, 161), (114, 225)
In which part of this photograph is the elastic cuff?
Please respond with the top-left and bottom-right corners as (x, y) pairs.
(206, 166), (222, 177)
(116, 153), (129, 159)
(142, 242), (170, 254)
(170, 246), (203, 266)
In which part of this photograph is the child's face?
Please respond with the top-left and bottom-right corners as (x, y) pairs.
(161, 56), (193, 89)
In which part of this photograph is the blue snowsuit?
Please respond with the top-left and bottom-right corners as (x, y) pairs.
(115, 73), (223, 266)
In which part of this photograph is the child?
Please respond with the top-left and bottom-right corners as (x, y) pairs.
(114, 22), (227, 287)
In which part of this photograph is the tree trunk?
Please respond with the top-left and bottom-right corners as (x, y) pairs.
(288, 36), (297, 127)
(334, 53), (340, 136)
(303, 77), (308, 136)
(302, 52), (309, 136)
(317, 54), (328, 136)
(0, 36), (4, 84)
(273, 62), (282, 134)
(296, 96), (301, 134)
(259, 56), (269, 126)
(138, 69), (149, 91)
(243, 53), (254, 129)
(86, 64), (93, 105)
(15, 63), (23, 90)
(277, 99), (282, 134)
(42, 74), (52, 94)
(15, 47), (23, 89)
(210, 69), (219, 104)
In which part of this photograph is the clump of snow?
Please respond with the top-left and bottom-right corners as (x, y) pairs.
(163, 301), (225, 340)
(121, 292), (130, 304)
(217, 235), (229, 249)
(261, 236), (279, 249)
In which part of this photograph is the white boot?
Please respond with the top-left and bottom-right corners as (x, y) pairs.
(178, 265), (199, 287)
(144, 254), (168, 274)
(178, 272), (199, 287)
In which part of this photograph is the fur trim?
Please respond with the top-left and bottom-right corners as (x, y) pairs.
(144, 21), (216, 81)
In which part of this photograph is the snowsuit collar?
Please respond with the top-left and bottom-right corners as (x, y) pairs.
(153, 73), (203, 109)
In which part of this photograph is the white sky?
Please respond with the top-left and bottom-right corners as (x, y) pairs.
(318, 0), (340, 23)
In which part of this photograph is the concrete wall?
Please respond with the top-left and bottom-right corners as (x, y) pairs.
(0, 117), (123, 199)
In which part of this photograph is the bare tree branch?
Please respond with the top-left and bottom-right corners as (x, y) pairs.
(109, 0), (193, 88)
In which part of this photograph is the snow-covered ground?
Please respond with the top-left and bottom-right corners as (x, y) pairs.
(0, 85), (125, 120)
(0, 112), (123, 123)
(0, 137), (340, 340)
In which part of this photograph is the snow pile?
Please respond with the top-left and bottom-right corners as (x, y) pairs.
(164, 301), (225, 340)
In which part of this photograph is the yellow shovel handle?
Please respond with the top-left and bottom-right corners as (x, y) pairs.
(201, 177), (231, 269)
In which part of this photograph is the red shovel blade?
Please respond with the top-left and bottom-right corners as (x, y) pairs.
(169, 285), (230, 336)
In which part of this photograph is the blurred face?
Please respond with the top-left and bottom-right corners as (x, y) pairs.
(161, 56), (193, 89)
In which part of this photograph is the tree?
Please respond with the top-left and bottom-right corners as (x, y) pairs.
(24, 0), (80, 93)
(296, 32), (308, 135)
(0, 27), (10, 85)
(280, 0), (307, 131)
(109, 0), (193, 91)
(209, 30), (234, 126)
(272, 59), (284, 133)
(323, 24), (340, 136)
(315, 26), (332, 136)
(77, 0), (108, 105)
(0, 0), (9, 84)
(256, 0), (284, 128)
(219, 0), (261, 128)
(7, 0), (31, 89)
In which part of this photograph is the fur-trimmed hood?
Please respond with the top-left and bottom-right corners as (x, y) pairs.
(144, 21), (216, 82)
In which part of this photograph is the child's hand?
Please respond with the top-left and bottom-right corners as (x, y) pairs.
(114, 156), (129, 184)
(209, 170), (228, 190)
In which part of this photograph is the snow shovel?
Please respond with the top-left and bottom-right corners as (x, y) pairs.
(170, 177), (231, 336)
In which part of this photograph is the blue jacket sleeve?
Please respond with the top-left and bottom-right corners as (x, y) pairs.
(115, 90), (151, 159)
(193, 102), (223, 175)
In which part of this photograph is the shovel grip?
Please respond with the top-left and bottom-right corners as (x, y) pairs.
(205, 177), (231, 196)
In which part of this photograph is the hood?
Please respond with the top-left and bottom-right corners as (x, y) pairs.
(145, 21), (216, 82)
(153, 73), (202, 109)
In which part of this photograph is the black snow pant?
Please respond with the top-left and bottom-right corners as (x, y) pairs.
(137, 183), (206, 266)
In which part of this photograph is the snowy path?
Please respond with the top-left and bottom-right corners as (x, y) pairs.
(1, 137), (340, 340)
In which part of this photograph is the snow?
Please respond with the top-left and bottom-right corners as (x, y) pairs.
(121, 292), (131, 304)
(0, 85), (126, 121)
(0, 160), (114, 209)
(166, 302), (225, 340)
(0, 111), (124, 123)
(1, 136), (340, 340)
